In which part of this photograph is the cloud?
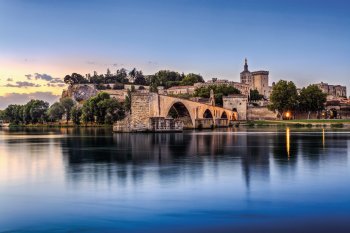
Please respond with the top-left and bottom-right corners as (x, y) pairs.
(0, 92), (60, 109)
(49, 77), (65, 84)
(86, 61), (96, 65)
(47, 83), (65, 87)
(25, 74), (32, 80)
(7, 78), (13, 82)
(34, 73), (53, 81)
(4, 81), (41, 88)
(147, 60), (158, 66)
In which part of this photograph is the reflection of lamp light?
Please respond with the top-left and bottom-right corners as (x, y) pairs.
(322, 128), (325, 148)
(286, 127), (290, 159)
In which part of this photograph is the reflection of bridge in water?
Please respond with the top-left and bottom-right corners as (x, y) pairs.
(114, 93), (239, 132)
(61, 128), (348, 190)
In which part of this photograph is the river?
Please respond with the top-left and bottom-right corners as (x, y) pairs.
(1, 127), (350, 232)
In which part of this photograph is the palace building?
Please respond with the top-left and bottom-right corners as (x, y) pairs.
(240, 58), (272, 98)
(315, 82), (347, 98)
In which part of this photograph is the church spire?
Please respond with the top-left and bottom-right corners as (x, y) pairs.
(244, 58), (248, 72)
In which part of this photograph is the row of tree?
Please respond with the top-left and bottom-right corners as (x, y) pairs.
(1, 98), (74, 124)
(64, 69), (205, 90)
(1, 93), (126, 125)
(269, 80), (327, 119)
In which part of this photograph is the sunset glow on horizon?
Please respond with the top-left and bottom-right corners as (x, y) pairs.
(1, 0), (349, 108)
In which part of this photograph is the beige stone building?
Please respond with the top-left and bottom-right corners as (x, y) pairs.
(194, 80), (250, 96)
(240, 59), (272, 98)
(222, 94), (248, 120)
(315, 82), (347, 98)
(166, 86), (196, 95)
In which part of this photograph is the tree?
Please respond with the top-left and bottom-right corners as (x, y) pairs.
(106, 68), (112, 78)
(81, 92), (125, 124)
(29, 100), (49, 123)
(269, 80), (298, 119)
(149, 82), (158, 93)
(194, 85), (241, 106)
(150, 70), (182, 89)
(0, 110), (5, 121)
(134, 71), (146, 85)
(98, 98), (125, 124)
(64, 73), (88, 85)
(129, 68), (137, 82)
(71, 106), (82, 125)
(249, 89), (264, 101)
(60, 98), (75, 123)
(47, 102), (65, 122)
(298, 84), (327, 119)
(116, 68), (128, 83)
(124, 88), (133, 112)
(180, 73), (204, 86)
(4, 104), (23, 124)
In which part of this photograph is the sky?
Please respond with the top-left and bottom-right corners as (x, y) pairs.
(0, 0), (349, 109)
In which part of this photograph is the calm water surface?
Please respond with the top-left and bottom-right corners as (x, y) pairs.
(1, 127), (350, 232)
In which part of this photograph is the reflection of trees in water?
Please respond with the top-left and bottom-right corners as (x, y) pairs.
(61, 128), (272, 188)
(60, 127), (349, 190)
(240, 132), (271, 189)
(299, 131), (348, 169)
(272, 130), (298, 163)
(62, 129), (235, 185)
(271, 128), (349, 173)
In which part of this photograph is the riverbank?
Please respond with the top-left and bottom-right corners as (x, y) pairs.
(3, 122), (113, 128)
(244, 119), (350, 127)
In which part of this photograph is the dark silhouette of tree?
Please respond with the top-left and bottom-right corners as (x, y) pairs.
(298, 84), (327, 119)
(269, 80), (298, 118)
(47, 102), (65, 122)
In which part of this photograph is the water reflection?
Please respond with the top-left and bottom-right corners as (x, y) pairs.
(286, 127), (290, 158)
(55, 127), (350, 191)
(1, 127), (350, 232)
(1, 127), (349, 189)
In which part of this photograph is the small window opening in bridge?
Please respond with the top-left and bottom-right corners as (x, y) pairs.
(203, 109), (213, 119)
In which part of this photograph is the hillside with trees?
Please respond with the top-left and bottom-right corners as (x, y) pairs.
(63, 68), (204, 91)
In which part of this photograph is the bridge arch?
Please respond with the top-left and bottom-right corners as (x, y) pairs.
(203, 109), (214, 119)
(221, 111), (228, 119)
(165, 101), (195, 128)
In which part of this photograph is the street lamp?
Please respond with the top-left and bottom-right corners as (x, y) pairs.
(285, 111), (291, 120)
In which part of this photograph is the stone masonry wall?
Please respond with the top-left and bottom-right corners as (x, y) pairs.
(130, 93), (151, 131)
(247, 107), (277, 120)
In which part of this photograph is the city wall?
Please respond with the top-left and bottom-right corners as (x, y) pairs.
(247, 107), (277, 120)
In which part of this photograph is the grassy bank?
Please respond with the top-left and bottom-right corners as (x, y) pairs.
(245, 119), (350, 127)
(6, 122), (113, 128)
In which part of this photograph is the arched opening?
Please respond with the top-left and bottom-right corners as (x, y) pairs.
(221, 111), (228, 119)
(330, 108), (338, 119)
(167, 102), (193, 128)
(232, 108), (237, 112)
(203, 109), (213, 119)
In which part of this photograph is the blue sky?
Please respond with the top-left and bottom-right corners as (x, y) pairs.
(0, 0), (349, 107)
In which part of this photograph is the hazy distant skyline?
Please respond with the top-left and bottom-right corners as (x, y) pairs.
(0, 0), (349, 108)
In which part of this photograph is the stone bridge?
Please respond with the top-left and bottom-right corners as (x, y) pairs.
(114, 93), (238, 132)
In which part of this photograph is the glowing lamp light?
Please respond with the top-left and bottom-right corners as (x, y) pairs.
(285, 112), (291, 118)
